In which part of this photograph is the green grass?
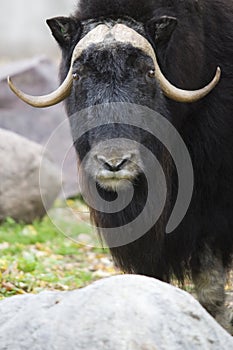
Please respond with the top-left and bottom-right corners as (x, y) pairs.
(0, 201), (116, 299)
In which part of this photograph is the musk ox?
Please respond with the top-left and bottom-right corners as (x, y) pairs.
(8, 0), (233, 333)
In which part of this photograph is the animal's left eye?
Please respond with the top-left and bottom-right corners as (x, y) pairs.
(147, 69), (155, 78)
(72, 72), (80, 81)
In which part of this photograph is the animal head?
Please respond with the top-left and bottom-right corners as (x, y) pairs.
(8, 0), (220, 192)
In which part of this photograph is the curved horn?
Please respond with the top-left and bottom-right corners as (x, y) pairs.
(112, 24), (221, 103)
(153, 60), (221, 103)
(7, 72), (73, 108)
(8, 23), (221, 107)
(7, 25), (110, 108)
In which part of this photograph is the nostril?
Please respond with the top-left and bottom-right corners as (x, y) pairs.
(104, 159), (128, 172)
(103, 161), (116, 171)
(115, 158), (129, 171)
(97, 155), (132, 172)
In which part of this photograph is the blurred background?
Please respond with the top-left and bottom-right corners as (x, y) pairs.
(0, 0), (79, 199)
(0, 0), (76, 60)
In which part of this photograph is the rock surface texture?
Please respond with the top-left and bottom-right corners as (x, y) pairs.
(0, 128), (60, 222)
(0, 56), (78, 198)
(0, 275), (232, 350)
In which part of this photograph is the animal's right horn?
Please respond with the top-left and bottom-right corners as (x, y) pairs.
(7, 25), (110, 108)
(7, 71), (73, 108)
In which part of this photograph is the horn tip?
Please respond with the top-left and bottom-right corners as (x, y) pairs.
(7, 76), (16, 93)
(216, 66), (221, 80)
(7, 76), (12, 87)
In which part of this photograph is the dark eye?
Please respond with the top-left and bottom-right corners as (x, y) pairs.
(72, 72), (80, 81)
(147, 69), (155, 78)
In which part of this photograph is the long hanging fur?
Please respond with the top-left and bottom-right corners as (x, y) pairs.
(56, 0), (233, 283)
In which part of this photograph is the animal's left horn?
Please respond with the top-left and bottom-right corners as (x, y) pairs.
(153, 61), (221, 103)
(112, 24), (221, 103)
(7, 25), (110, 108)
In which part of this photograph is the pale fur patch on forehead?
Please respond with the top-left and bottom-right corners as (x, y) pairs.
(72, 24), (155, 63)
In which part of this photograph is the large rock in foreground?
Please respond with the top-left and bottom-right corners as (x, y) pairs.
(0, 275), (232, 350)
(0, 129), (61, 223)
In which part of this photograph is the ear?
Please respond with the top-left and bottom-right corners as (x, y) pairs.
(147, 16), (177, 44)
(46, 17), (82, 49)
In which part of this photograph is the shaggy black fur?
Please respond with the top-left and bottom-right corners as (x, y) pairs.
(47, 0), (233, 284)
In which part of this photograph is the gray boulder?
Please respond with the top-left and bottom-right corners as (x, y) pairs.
(0, 128), (61, 223)
(0, 275), (232, 350)
(0, 56), (78, 198)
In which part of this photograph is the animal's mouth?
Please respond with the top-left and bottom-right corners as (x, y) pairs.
(83, 139), (144, 191)
(96, 170), (136, 190)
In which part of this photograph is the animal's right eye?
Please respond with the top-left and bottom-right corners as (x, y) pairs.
(147, 69), (155, 79)
(72, 72), (80, 81)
